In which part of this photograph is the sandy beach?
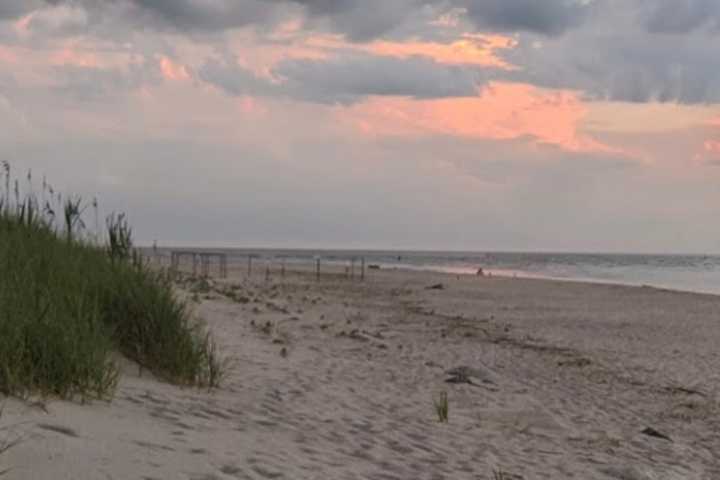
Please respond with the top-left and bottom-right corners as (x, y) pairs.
(2, 267), (720, 479)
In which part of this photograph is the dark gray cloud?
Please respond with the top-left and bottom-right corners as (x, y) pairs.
(284, 0), (595, 39)
(22, 2), (91, 37)
(199, 54), (486, 104)
(197, 59), (276, 98)
(642, 0), (720, 34)
(461, 0), (593, 36)
(275, 54), (486, 103)
(0, 1), (44, 20)
(15, 0), (596, 38)
(288, 0), (424, 41)
(0, 0), (284, 37)
(126, 0), (280, 32)
(284, 0), (599, 40)
(9, 0), (720, 106)
(73, 0), (427, 40)
(501, 30), (720, 104)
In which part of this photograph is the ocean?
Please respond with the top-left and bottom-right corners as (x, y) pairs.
(158, 248), (720, 296)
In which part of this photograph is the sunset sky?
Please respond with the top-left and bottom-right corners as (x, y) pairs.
(2, 0), (720, 252)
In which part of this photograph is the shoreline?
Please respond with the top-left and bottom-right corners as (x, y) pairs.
(149, 247), (720, 297)
(357, 262), (720, 299)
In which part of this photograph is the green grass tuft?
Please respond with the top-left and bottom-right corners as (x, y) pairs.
(0, 170), (224, 399)
(434, 390), (449, 423)
(492, 468), (507, 480)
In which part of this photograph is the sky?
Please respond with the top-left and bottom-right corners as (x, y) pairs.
(2, 0), (720, 253)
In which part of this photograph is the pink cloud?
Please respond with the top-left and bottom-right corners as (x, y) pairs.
(692, 117), (720, 165)
(339, 82), (623, 155)
(237, 96), (267, 115)
(704, 140), (720, 152)
(697, 139), (720, 165)
(51, 47), (101, 67)
(0, 46), (18, 64)
(12, 14), (32, 37)
(159, 56), (191, 81)
(362, 34), (518, 69)
(230, 24), (518, 76)
(302, 33), (517, 69)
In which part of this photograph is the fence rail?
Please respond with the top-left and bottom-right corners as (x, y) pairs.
(169, 251), (228, 278)
(154, 250), (369, 282)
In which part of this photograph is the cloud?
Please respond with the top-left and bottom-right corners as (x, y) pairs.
(5, 0), (720, 256)
(159, 56), (191, 81)
(461, 0), (593, 36)
(288, 0), (422, 41)
(272, 1), (595, 39)
(358, 34), (518, 69)
(199, 53), (487, 104)
(0, 0), (285, 43)
(276, 53), (486, 102)
(7, 1), (597, 40)
(21, 3), (89, 37)
(6, 0), (720, 108)
(125, 0), (281, 32)
(0, 1), (44, 20)
(52, 61), (161, 100)
(197, 59), (276, 97)
(500, 27), (720, 104)
(338, 82), (622, 155)
(642, 0), (720, 34)
(699, 140), (720, 165)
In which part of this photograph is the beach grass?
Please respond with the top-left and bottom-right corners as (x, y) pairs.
(492, 468), (507, 480)
(0, 167), (223, 400)
(434, 390), (449, 423)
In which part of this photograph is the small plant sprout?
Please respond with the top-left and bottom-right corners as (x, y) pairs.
(106, 212), (132, 262)
(92, 197), (99, 244)
(62, 196), (85, 242)
(434, 390), (449, 423)
(492, 468), (507, 480)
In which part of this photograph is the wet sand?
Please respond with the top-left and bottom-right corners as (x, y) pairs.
(2, 268), (720, 479)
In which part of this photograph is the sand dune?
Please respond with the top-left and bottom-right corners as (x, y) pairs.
(2, 268), (719, 479)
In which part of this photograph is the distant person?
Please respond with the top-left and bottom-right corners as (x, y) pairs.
(476, 267), (485, 277)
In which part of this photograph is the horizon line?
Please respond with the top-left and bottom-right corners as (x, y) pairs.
(135, 242), (720, 257)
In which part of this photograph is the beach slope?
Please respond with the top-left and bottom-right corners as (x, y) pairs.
(2, 269), (719, 479)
